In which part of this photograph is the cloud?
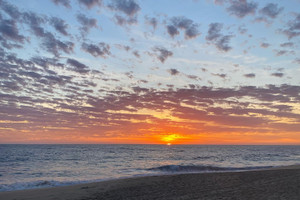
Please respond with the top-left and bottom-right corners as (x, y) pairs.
(206, 23), (232, 52)
(271, 72), (284, 78)
(114, 15), (137, 26)
(0, 0), (21, 19)
(51, 0), (71, 8)
(67, 58), (90, 74)
(280, 42), (294, 47)
(227, 0), (258, 18)
(109, 0), (140, 17)
(186, 75), (198, 80)
(206, 23), (222, 41)
(168, 68), (180, 75)
(166, 16), (200, 39)
(22, 11), (47, 37)
(78, 0), (102, 9)
(244, 73), (255, 78)
(42, 32), (74, 56)
(0, 19), (24, 42)
(145, 16), (158, 30)
(77, 14), (98, 35)
(50, 17), (69, 36)
(260, 3), (283, 19)
(132, 50), (140, 58)
(18, 11), (73, 56)
(281, 14), (300, 39)
(212, 73), (227, 79)
(152, 46), (173, 63)
(260, 42), (270, 48)
(82, 42), (110, 58)
(166, 25), (179, 38)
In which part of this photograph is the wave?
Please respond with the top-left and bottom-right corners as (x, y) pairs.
(0, 180), (94, 192)
(147, 164), (273, 173)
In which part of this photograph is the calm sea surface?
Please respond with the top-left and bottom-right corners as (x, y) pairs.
(1, 144), (300, 191)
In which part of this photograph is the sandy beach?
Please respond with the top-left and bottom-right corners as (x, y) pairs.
(1, 165), (300, 200)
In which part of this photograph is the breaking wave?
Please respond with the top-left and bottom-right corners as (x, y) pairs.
(147, 164), (273, 173)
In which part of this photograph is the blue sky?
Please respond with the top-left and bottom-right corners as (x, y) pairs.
(0, 0), (300, 144)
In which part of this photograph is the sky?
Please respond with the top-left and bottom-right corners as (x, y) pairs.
(0, 0), (300, 144)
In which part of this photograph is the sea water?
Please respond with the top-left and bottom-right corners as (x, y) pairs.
(0, 144), (300, 191)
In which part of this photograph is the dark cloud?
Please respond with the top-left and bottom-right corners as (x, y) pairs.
(51, 0), (71, 8)
(109, 0), (140, 17)
(42, 32), (74, 56)
(227, 0), (258, 18)
(260, 3), (283, 19)
(244, 73), (255, 78)
(78, 0), (102, 9)
(77, 14), (97, 35)
(166, 25), (179, 38)
(168, 68), (180, 76)
(82, 42), (110, 58)
(20, 11), (73, 57)
(166, 16), (200, 39)
(260, 42), (270, 48)
(50, 17), (69, 36)
(0, 19), (24, 42)
(216, 35), (232, 51)
(206, 23), (232, 52)
(153, 46), (173, 63)
(0, 0), (21, 19)
(22, 11), (46, 37)
(206, 23), (222, 41)
(271, 72), (284, 78)
(281, 14), (300, 39)
(67, 58), (90, 74)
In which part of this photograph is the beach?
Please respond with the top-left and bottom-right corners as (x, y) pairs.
(1, 165), (300, 200)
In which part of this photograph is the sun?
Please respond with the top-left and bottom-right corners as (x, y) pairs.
(160, 134), (186, 144)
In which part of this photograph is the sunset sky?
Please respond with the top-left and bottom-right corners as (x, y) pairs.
(0, 0), (299, 144)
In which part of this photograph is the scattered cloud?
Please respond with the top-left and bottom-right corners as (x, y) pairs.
(82, 42), (110, 58)
(108, 0), (140, 17)
(206, 23), (232, 51)
(227, 0), (257, 18)
(50, 17), (69, 36)
(244, 73), (255, 78)
(260, 42), (270, 48)
(259, 3), (283, 19)
(168, 68), (180, 75)
(77, 14), (98, 35)
(51, 0), (71, 8)
(281, 14), (300, 39)
(67, 58), (90, 74)
(271, 72), (284, 78)
(166, 16), (200, 39)
(78, 0), (102, 9)
(152, 46), (173, 63)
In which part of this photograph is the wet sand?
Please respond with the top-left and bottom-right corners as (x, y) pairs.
(1, 165), (300, 200)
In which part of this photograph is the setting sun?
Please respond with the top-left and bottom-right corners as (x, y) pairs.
(161, 134), (187, 144)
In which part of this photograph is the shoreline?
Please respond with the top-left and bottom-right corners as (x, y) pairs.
(1, 165), (300, 200)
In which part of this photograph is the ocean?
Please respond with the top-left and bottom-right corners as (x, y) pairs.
(0, 144), (300, 191)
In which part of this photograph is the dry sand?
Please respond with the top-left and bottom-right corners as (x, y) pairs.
(1, 165), (300, 200)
